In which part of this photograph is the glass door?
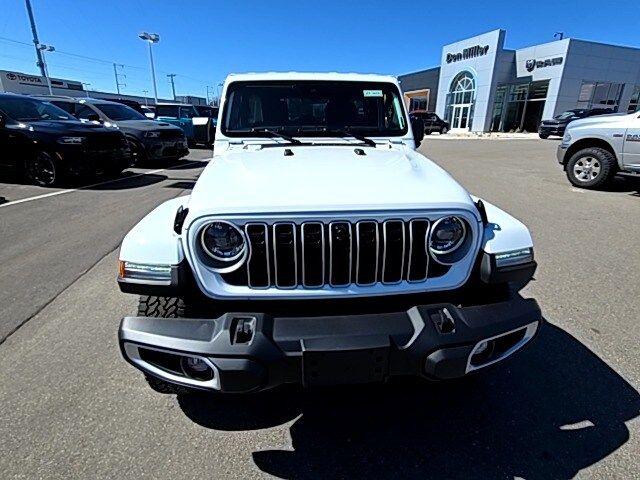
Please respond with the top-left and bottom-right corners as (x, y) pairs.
(451, 105), (471, 130)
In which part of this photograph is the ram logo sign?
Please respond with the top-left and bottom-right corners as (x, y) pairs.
(525, 57), (564, 72)
(627, 134), (640, 142)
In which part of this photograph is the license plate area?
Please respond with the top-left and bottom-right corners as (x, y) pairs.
(302, 335), (389, 386)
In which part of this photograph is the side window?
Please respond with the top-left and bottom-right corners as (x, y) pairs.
(156, 106), (179, 118)
(180, 106), (197, 118)
(76, 105), (96, 120)
(50, 101), (76, 115)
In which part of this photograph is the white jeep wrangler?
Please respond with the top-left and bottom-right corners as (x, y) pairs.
(117, 73), (541, 394)
(557, 110), (640, 188)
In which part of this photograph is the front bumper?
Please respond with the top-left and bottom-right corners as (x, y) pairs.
(143, 138), (189, 159)
(59, 146), (132, 174)
(119, 297), (542, 393)
(557, 144), (569, 164)
(539, 125), (565, 136)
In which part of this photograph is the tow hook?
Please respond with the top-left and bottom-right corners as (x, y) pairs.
(231, 316), (256, 344)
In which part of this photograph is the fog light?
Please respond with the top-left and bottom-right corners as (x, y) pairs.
(180, 356), (214, 381)
(475, 341), (489, 355)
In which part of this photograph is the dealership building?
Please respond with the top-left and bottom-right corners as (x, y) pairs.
(399, 29), (640, 132)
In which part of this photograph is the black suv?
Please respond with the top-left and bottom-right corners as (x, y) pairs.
(409, 110), (449, 135)
(0, 93), (131, 186)
(538, 108), (613, 138)
(35, 96), (189, 164)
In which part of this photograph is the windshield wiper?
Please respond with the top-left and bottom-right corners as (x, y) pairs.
(251, 128), (303, 145)
(322, 128), (377, 147)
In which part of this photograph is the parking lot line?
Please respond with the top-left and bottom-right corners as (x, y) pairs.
(0, 161), (202, 209)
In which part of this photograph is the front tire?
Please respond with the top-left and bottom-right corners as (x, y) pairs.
(566, 147), (616, 189)
(25, 151), (60, 186)
(440, 126), (448, 134)
(538, 133), (549, 139)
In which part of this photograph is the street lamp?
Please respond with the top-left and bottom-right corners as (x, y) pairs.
(138, 32), (160, 104)
(81, 82), (91, 97)
(142, 90), (149, 106)
(37, 43), (55, 95)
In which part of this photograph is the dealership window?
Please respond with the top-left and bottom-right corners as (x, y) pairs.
(628, 85), (640, 113)
(445, 71), (476, 130)
(491, 80), (549, 132)
(576, 81), (623, 111)
(409, 96), (429, 111)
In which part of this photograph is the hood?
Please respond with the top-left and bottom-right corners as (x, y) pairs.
(187, 145), (475, 217)
(568, 113), (632, 129)
(26, 120), (113, 135)
(115, 119), (182, 133)
(542, 118), (566, 126)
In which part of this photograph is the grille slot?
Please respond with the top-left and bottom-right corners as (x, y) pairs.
(238, 218), (453, 289)
(273, 223), (297, 288)
(381, 220), (405, 284)
(301, 222), (325, 287)
(407, 220), (430, 282)
(355, 221), (379, 286)
(329, 222), (352, 286)
(245, 224), (270, 288)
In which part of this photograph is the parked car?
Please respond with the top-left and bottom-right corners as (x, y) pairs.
(410, 110), (449, 134)
(35, 96), (189, 164)
(0, 93), (131, 186)
(538, 108), (613, 139)
(154, 102), (201, 147)
(117, 72), (541, 396)
(556, 110), (639, 188)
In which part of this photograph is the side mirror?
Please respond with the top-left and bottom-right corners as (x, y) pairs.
(411, 117), (425, 148)
(87, 113), (101, 122)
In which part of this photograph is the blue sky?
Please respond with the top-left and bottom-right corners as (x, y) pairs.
(1, 0), (638, 100)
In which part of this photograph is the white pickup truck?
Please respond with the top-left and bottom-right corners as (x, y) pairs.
(557, 111), (640, 188)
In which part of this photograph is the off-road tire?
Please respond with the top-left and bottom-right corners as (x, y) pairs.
(566, 147), (617, 189)
(137, 295), (187, 318)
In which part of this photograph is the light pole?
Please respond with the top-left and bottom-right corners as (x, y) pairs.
(142, 90), (149, 106)
(138, 32), (160, 104)
(81, 83), (91, 97)
(167, 73), (177, 100)
(37, 43), (55, 95)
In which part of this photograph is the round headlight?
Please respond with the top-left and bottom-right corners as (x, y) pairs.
(429, 216), (466, 255)
(200, 221), (246, 262)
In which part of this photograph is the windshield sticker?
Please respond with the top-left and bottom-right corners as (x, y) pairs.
(363, 89), (383, 97)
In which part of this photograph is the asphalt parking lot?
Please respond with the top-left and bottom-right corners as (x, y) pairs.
(1, 139), (638, 479)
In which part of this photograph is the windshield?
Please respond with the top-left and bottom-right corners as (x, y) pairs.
(222, 80), (408, 137)
(555, 110), (585, 120)
(93, 103), (146, 121)
(0, 97), (73, 122)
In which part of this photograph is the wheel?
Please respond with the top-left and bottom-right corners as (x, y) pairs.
(566, 147), (616, 189)
(538, 133), (549, 139)
(24, 151), (60, 186)
(424, 130), (432, 135)
(440, 126), (448, 134)
(187, 138), (196, 149)
(127, 138), (147, 166)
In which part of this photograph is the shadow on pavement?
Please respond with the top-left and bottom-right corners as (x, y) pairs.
(595, 176), (640, 196)
(178, 322), (639, 479)
(83, 172), (168, 190)
(164, 180), (196, 190)
(136, 158), (209, 170)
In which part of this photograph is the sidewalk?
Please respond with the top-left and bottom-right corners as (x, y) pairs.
(431, 132), (548, 140)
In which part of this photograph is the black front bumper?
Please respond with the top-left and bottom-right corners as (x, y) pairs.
(143, 139), (189, 159)
(60, 146), (132, 174)
(119, 297), (542, 393)
(539, 125), (565, 136)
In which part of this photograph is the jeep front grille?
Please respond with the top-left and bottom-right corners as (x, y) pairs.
(235, 219), (444, 289)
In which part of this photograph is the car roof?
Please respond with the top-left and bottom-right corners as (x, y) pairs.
(1, 92), (44, 100)
(226, 72), (398, 83)
(155, 102), (192, 106)
(31, 95), (126, 106)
